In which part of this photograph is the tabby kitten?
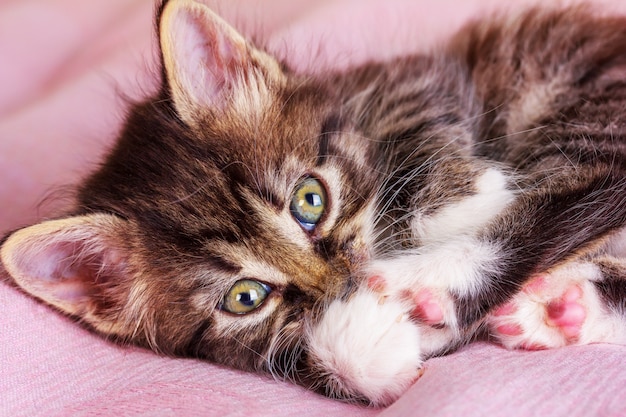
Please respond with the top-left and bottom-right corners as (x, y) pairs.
(2, 0), (626, 406)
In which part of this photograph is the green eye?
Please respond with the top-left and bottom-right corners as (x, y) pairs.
(221, 279), (271, 314)
(290, 177), (327, 231)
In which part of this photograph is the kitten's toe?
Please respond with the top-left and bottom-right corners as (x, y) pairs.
(408, 288), (445, 325)
(491, 302), (523, 337)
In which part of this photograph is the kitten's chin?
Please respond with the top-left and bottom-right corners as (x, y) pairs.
(305, 290), (422, 407)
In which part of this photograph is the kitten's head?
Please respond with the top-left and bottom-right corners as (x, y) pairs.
(1, 0), (404, 405)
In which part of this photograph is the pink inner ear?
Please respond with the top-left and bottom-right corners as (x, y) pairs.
(17, 240), (105, 303)
(25, 241), (81, 282)
(167, 4), (248, 109)
(2, 215), (131, 314)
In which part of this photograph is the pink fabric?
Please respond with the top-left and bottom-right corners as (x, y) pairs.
(2, 0), (626, 416)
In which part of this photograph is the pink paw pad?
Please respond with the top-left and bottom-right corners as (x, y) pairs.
(546, 285), (585, 340)
(409, 289), (444, 325)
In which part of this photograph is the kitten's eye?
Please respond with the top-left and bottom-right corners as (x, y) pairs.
(290, 177), (327, 231)
(222, 279), (271, 314)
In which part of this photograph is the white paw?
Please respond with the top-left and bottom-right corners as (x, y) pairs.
(306, 290), (422, 406)
(488, 261), (623, 349)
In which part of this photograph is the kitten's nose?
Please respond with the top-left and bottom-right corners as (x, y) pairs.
(312, 237), (372, 300)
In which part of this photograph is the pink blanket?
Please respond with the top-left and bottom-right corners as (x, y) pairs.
(2, 0), (626, 415)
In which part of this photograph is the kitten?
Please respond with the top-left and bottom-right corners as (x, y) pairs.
(2, 0), (626, 407)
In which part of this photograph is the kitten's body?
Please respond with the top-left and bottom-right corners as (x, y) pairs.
(2, 0), (626, 406)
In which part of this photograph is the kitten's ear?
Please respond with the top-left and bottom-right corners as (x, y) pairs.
(159, 0), (285, 125)
(0, 214), (135, 334)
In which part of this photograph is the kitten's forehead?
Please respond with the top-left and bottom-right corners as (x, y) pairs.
(198, 79), (333, 162)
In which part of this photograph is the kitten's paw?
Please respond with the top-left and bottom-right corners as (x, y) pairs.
(545, 285), (587, 340)
(489, 275), (587, 350)
(366, 274), (458, 356)
(307, 289), (424, 406)
(488, 261), (624, 350)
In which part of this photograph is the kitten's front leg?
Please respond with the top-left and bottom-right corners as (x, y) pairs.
(303, 240), (495, 405)
(303, 238), (500, 405)
(350, 167), (518, 357)
(367, 170), (626, 358)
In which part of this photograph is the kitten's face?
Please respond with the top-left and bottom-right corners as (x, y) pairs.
(0, 0), (385, 400)
(73, 53), (379, 370)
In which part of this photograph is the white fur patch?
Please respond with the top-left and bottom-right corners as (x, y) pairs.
(307, 290), (422, 406)
(412, 168), (514, 245)
(373, 237), (502, 298)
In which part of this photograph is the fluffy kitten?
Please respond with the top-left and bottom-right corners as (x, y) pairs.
(2, 0), (626, 406)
